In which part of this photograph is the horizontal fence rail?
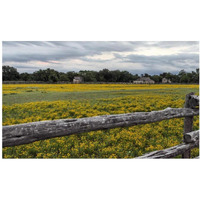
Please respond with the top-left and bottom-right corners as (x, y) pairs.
(3, 107), (199, 148)
(136, 130), (199, 159)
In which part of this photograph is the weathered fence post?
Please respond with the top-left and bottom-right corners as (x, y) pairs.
(182, 92), (194, 158)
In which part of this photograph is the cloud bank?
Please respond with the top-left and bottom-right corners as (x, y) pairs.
(2, 41), (199, 75)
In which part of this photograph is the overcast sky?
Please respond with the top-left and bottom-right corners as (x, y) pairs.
(2, 41), (199, 75)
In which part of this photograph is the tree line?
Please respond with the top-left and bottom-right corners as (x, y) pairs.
(2, 65), (199, 83)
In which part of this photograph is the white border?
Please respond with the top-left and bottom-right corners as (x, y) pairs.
(1, 1), (200, 200)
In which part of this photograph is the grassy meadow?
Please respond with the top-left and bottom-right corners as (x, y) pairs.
(2, 84), (199, 158)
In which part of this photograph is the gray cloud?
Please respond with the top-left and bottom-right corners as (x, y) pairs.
(2, 41), (199, 74)
(114, 53), (199, 74)
(119, 53), (198, 66)
(3, 41), (139, 63)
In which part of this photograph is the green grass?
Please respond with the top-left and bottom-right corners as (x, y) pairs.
(3, 88), (199, 105)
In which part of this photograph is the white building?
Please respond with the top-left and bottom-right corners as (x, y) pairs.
(133, 77), (155, 84)
(162, 78), (171, 83)
(73, 76), (84, 84)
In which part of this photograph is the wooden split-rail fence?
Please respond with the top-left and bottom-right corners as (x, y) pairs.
(3, 92), (199, 159)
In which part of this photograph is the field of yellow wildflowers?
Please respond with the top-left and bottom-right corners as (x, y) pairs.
(2, 84), (199, 158)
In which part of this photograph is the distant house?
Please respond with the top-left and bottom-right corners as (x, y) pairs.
(133, 77), (155, 84)
(73, 76), (84, 84)
(162, 78), (171, 84)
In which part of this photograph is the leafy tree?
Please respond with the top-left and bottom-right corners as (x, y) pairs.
(98, 69), (112, 82)
(180, 74), (188, 83)
(144, 73), (150, 77)
(151, 75), (162, 83)
(2, 66), (199, 84)
(79, 70), (98, 82)
(20, 72), (32, 81)
(59, 72), (70, 82)
(32, 68), (59, 82)
(66, 71), (78, 82)
(109, 70), (121, 82)
(3, 66), (20, 81)
(119, 71), (134, 82)
(132, 74), (140, 81)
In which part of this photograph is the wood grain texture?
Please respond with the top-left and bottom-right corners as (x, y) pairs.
(182, 93), (195, 158)
(3, 107), (199, 147)
(184, 130), (199, 143)
(189, 95), (199, 108)
(136, 139), (199, 159)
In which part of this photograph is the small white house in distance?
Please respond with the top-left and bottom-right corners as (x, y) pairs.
(73, 76), (84, 84)
(133, 77), (155, 84)
(162, 78), (171, 83)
